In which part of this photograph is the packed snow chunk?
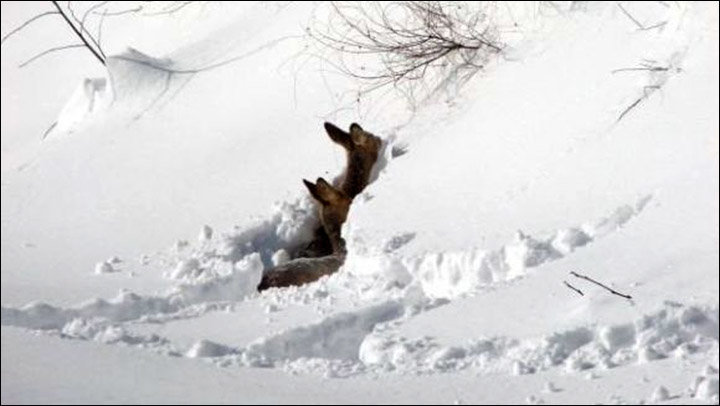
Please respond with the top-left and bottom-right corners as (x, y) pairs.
(174, 240), (190, 251)
(50, 77), (109, 138)
(412, 249), (490, 299)
(512, 361), (531, 376)
(220, 197), (318, 266)
(61, 318), (127, 344)
(504, 231), (561, 278)
(584, 205), (636, 238)
(243, 301), (404, 363)
(543, 381), (561, 393)
(358, 334), (399, 366)
(551, 228), (592, 255)
(598, 323), (636, 352)
(186, 339), (235, 358)
(359, 334), (436, 371)
(167, 258), (202, 280)
(271, 249), (290, 266)
(173, 253), (263, 304)
(650, 385), (670, 403)
(525, 395), (544, 405)
(695, 376), (719, 401)
(428, 346), (468, 371)
(198, 225), (214, 241)
(0, 302), (72, 330)
(94, 261), (118, 275)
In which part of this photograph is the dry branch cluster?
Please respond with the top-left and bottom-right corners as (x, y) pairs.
(309, 1), (503, 97)
(1, 1), (201, 68)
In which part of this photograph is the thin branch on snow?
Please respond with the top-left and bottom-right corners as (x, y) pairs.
(1, 11), (60, 45)
(616, 3), (645, 30)
(93, 6), (144, 17)
(309, 1), (503, 96)
(570, 271), (633, 300)
(611, 66), (669, 74)
(564, 281), (585, 297)
(51, 1), (106, 66)
(18, 43), (86, 68)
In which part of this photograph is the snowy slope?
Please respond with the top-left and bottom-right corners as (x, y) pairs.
(2, 1), (718, 404)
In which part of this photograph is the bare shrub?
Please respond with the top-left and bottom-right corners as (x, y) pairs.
(309, 1), (504, 101)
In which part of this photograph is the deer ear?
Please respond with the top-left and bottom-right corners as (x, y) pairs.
(316, 177), (331, 188)
(350, 123), (368, 146)
(316, 177), (346, 203)
(315, 177), (335, 200)
(324, 122), (352, 148)
(303, 179), (325, 203)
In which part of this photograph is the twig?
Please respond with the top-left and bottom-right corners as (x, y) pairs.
(611, 66), (669, 74)
(616, 97), (643, 122)
(51, 1), (105, 66)
(79, 1), (110, 59)
(143, 1), (196, 16)
(641, 21), (667, 31)
(93, 6), (143, 17)
(617, 3), (645, 30)
(1, 11), (60, 45)
(564, 281), (584, 296)
(42, 121), (58, 140)
(18, 44), (86, 68)
(570, 271), (632, 300)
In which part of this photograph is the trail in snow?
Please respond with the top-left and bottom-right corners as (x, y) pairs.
(2, 193), (693, 379)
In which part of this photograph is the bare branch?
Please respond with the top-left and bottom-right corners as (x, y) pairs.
(93, 6), (143, 17)
(617, 3), (645, 30)
(18, 43), (86, 68)
(570, 271), (632, 300)
(79, 1), (110, 59)
(51, 1), (105, 65)
(1, 11), (60, 46)
(612, 66), (669, 74)
(143, 1), (196, 16)
(564, 281), (584, 296)
(309, 1), (503, 97)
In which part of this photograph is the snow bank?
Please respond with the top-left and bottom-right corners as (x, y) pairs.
(1, 254), (263, 331)
(242, 300), (404, 364)
(186, 339), (236, 358)
(343, 195), (652, 299)
(219, 197), (319, 267)
(47, 47), (195, 138)
(358, 303), (719, 375)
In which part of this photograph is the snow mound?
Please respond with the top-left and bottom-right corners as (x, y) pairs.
(242, 300), (404, 365)
(1, 254), (263, 330)
(46, 47), (195, 138)
(50, 78), (109, 137)
(357, 303), (718, 375)
(94, 261), (118, 275)
(344, 195), (652, 299)
(219, 197), (319, 267)
(186, 339), (236, 358)
(60, 317), (170, 348)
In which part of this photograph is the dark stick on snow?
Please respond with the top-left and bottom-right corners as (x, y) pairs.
(570, 271), (632, 300)
(51, 1), (106, 66)
(616, 97), (643, 122)
(563, 281), (584, 296)
(617, 3), (645, 30)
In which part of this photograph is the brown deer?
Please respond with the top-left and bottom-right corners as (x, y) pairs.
(258, 123), (382, 291)
(324, 122), (383, 199)
(259, 177), (350, 291)
(294, 122), (383, 259)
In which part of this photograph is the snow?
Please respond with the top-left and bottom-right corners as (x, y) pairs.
(2, 1), (718, 404)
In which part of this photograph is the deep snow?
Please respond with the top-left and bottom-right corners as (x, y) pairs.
(2, 1), (718, 404)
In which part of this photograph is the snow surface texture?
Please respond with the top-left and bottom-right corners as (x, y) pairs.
(2, 1), (718, 404)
